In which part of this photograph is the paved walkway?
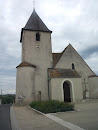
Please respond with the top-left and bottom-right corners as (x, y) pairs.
(13, 106), (69, 130)
(0, 104), (12, 130)
(52, 99), (98, 130)
(12, 99), (98, 130)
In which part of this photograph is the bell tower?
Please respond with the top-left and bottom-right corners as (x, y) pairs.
(20, 10), (52, 64)
(16, 9), (53, 104)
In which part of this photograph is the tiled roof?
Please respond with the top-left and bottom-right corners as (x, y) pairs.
(48, 68), (81, 78)
(16, 62), (36, 68)
(52, 45), (68, 67)
(52, 53), (61, 67)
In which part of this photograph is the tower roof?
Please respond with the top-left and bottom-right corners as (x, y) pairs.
(20, 10), (52, 42)
(23, 10), (52, 32)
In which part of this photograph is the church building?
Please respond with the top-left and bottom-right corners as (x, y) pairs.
(16, 9), (98, 104)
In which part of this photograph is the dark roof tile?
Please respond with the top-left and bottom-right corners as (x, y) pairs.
(52, 53), (61, 67)
(24, 10), (52, 32)
(20, 10), (52, 42)
(52, 46), (68, 67)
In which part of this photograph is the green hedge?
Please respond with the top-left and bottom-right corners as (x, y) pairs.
(30, 100), (74, 114)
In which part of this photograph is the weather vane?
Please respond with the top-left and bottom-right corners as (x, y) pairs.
(33, 0), (35, 11)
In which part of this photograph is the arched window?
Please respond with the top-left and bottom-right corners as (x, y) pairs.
(36, 33), (40, 41)
(72, 63), (75, 69)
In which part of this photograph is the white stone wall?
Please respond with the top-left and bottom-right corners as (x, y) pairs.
(56, 45), (95, 78)
(89, 77), (98, 98)
(22, 31), (52, 66)
(21, 31), (52, 101)
(50, 78), (83, 102)
(55, 44), (95, 98)
(16, 67), (35, 104)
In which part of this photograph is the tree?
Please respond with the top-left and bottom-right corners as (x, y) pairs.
(1, 94), (15, 104)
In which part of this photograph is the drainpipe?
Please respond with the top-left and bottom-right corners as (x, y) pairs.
(47, 68), (51, 100)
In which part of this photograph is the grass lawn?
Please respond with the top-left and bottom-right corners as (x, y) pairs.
(30, 100), (74, 114)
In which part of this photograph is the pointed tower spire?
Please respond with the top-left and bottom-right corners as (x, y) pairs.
(20, 6), (52, 42)
(33, 0), (35, 11)
(24, 10), (52, 32)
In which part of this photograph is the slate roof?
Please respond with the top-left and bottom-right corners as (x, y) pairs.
(48, 68), (81, 78)
(16, 62), (36, 68)
(24, 10), (52, 32)
(20, 10), (52, 42)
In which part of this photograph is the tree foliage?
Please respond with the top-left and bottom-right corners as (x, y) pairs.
(0, 94), (15, 104)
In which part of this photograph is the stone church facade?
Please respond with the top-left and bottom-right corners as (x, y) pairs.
(16, 10), (98, 104)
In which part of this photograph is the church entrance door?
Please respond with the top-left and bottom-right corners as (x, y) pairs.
(63, 82), (71, 102)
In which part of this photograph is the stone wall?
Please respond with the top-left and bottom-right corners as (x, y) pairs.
(55, 44), (95, 99)
(16, 66), (35, 104)
(50, 78), (83, 102)
(17, 30), (52, 102)
(89, 77), (98, 98)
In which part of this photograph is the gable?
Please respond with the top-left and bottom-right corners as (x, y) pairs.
(55, 44), (95, 77)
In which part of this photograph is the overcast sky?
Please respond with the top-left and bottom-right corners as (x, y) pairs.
(0, 0), (98, 94)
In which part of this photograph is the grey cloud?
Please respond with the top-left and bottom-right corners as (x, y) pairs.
(80, 45), (98, 59)
(0, 0), (98, 94)
(0, 75), (16, 94)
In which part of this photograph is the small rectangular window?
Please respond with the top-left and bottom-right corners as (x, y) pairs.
(72, 63), (75, 69)
(36, 33), (40, 41)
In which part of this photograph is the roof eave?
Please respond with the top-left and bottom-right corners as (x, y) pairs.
(16, 62), (36, 68)
(20, 28), (52, 43)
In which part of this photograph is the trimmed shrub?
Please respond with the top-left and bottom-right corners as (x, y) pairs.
(30, 100), (74, 114)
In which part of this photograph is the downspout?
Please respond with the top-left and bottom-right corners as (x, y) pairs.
(32, 67), (36, 101)
(47, 68), (51, 100)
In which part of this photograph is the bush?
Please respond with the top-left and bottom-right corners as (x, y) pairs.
(30, 100), (74, 114)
